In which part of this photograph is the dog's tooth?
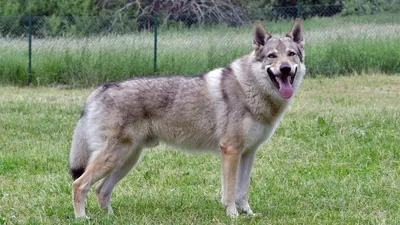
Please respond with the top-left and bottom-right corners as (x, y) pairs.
(265, 66), (274, 73)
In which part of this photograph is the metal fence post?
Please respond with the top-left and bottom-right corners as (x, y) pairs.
(297, 3), (301, 18)
(153, 12), (158, 73)
(28, 11), (32, 85)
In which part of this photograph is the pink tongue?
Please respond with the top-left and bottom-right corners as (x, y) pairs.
(277, 77), (293, 99)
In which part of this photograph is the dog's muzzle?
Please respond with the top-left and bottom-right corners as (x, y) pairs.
(265, 64), (297, 99)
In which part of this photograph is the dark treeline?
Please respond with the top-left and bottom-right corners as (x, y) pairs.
(0, 0), (398, 37)
(1, 0), (343, 17)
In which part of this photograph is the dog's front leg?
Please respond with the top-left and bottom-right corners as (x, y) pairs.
(220, 144), (241, 217)
(236, 151), (256, 215)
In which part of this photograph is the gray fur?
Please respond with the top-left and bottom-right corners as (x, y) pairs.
(70, 19), (306, 218)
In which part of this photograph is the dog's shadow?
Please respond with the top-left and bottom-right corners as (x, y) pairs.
(114, 194), (221, 217)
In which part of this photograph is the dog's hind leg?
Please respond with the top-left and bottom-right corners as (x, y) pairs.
(72, 140), (133, 218)
(235, 150), (256, 215)
(95, 146), (144, 215)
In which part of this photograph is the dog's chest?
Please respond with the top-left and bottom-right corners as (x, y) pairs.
(243, 117), (281, 150)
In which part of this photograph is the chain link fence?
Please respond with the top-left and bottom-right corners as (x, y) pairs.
(1, 2), (400, 87)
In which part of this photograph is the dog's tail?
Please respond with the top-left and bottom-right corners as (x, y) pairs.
(69, 119), (90, 181)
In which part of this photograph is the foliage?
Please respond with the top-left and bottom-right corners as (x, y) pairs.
(341, 0), (400, 15)
(0, 0), (94, 16)
(1, 0), (399, 37)
(0, 0), (100, 37)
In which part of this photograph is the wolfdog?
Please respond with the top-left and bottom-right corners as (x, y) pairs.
(70, 19), (305, 217)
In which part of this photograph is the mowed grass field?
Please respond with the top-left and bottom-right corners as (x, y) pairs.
(0, 75), (399, 224)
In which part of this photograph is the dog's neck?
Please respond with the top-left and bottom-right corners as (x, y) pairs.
(231, 52), (292, 125)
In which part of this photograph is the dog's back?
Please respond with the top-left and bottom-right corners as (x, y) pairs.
(70, 74), (217, 179)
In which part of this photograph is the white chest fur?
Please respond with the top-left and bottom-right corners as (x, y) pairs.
(243, 116), (282, 152)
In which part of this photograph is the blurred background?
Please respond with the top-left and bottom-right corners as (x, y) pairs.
(1, 0), (399, 87)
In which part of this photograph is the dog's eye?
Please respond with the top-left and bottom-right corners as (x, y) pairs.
(267, 54), (277, 58)
(288, 52), (296, 56)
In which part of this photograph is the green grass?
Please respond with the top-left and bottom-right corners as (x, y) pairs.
(0, 12), (400, 87)
(0, 75), (399, 224)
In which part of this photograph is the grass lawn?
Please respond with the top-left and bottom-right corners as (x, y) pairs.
(0, 74), (399, 224)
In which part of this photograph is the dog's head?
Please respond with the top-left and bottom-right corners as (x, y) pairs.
(252, 19), (305, 100)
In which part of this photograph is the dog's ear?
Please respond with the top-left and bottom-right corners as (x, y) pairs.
(253, 21), (271, 48)
(286, 18), (304, 47)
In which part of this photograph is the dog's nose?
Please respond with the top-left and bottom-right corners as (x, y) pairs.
(280, 63), (292, 75)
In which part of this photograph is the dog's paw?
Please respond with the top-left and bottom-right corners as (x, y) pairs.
(236, 200), (254, 215)
(107, 207), (114, 215)
(75, 215), (90, 220)
(226, 205), (239, 217)
(242, 208), (254, 215)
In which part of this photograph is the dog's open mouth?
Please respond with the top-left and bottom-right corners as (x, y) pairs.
(267, 67), (297, 99)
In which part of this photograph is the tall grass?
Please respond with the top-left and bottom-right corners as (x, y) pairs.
(307, 38), (400, 76)
(0, 13), (399, 87)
